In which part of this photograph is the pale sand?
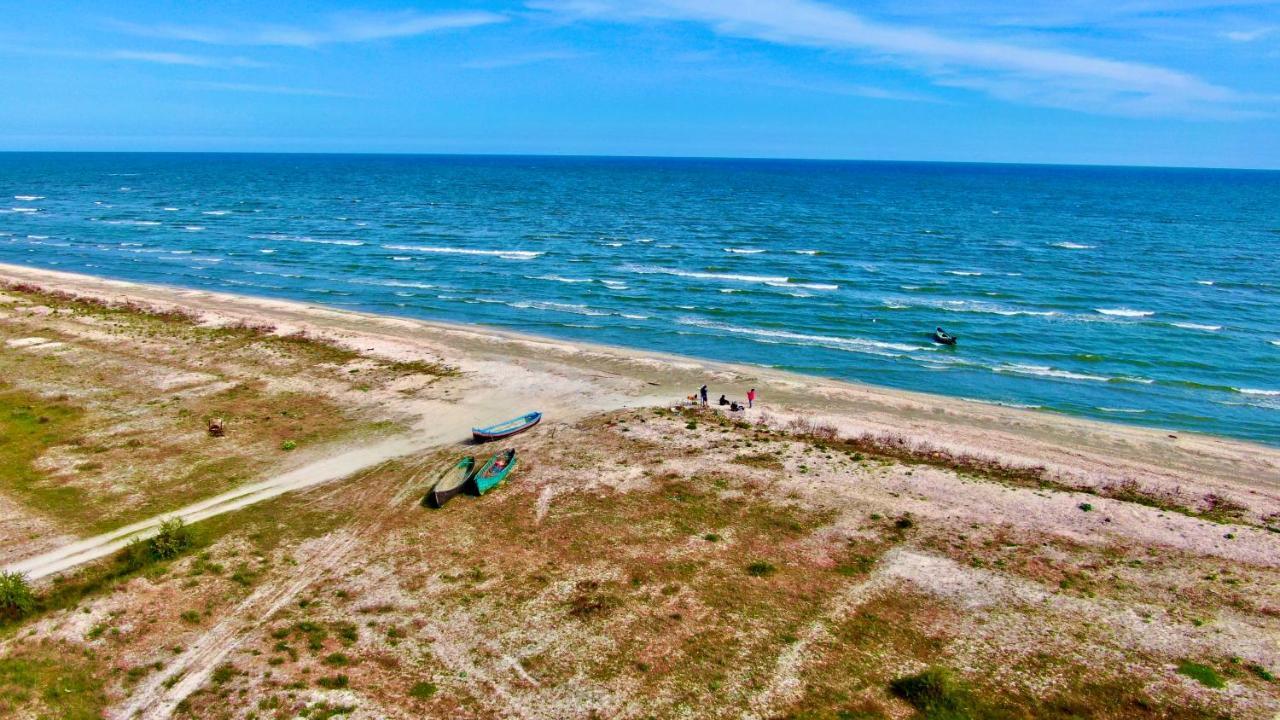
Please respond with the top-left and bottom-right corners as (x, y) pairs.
(2, 260), (1277, 531)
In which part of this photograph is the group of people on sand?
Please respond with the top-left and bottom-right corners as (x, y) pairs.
(693, 384), (756, 412)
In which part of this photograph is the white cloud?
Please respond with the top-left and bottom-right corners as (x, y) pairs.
(1223, 27), (1275, 42)
(106, 50), (266, 68)
(193, 81), (359, 98)
(530, 0), (1261, 117)
(110, 10), (507, 47)
(461, 50), (587, 69)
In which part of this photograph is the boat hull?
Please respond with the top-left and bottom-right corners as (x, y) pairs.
(474, 449), (517, 495)
(472, 411), (542, 442)
(424, 456), (476, 508)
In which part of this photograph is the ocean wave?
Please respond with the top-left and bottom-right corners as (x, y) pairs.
(1271, 340), (1280, 347)
(383, 244), (543, 260)
(620, 313), (649, 320)
(720, 289), (740, 294)
(996, 364), (1110, 382)
(1095, 308), (1154, 318)
(600, 280), (628, 290)
(602, 242), (624, 247)
(532, 275), (593, 284)
(1238, 388), (1280, 397)
(510, 300), (609, 317)
(259, 249), (275, 254)
(98, 219), (161, 226)
(183, 225), (205, 232)
(724, 248), (766, 254)
(945, 270), (983, 276)
(13, 195), (43, 201)
(1052, 242), (1094, 250)
(26, 235), (49, 240)
(163, 207), (179, 211)
(201, 210), (231, 216)
(625, 265), (838, 290)
(292, 237), (363, 247)
(964, 398), (1042, 410)
(1171, 322), (1221, 332)
(1097, 407), (1146, 414)
(678, 318), (920, 357)
(912, 298), (1057, 317)
(10, 207), (39, 213)
(794, 249), (819, 255)
(882, 302), (911, 310)
(1197, 280), (1215, 286)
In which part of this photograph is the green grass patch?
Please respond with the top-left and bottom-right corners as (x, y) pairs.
(1177, 660), (1225, 689)
(0, 643), (107, 720)
(408, 681), (438, 699)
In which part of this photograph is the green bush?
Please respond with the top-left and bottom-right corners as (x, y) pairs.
(889, 668), (975, 718)
(317, 674), (349, 689)
(120, 519), (198, 572)
(746, 561), (777, 577)
(281, 439), (298, 451)
(0, 571), (35, 621)
(408, 681), (438, 699)
(1177, 660), (1225, 689)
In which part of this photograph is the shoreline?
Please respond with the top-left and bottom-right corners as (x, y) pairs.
(2, 260), (1278, 509)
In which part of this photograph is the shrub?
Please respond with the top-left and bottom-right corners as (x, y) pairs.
(323, 653), (351, 667)
(746, 561), (777, 577)
(889, 668), (975, 717)
(0, 571), (35, 621)
(317, 674), (349, 689)
(408, 681), (438, 699)
(281, 439), (298, 451)
(1078, 503), (1093, 512)
(150, 519), (196, 561)
(1177, 660), (1225, 689)
(894, 516), (914, 530)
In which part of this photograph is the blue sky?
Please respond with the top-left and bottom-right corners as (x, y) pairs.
(2, 0), (1278, 167)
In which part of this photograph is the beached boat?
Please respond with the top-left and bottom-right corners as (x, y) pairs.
(423, 456), (476, 508)
(472, 411), (542, 442)
(473, 449), (517, 495)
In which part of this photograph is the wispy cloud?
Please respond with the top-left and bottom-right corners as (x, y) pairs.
(0, 44), (266, 69)
(461, 50), (587, 69)
(1223, 26), (1275, 42)
(110, 10), (507, 47)
(106, 50), (266, 68)
(193, 81), (360, 98)
(530, 0), (1263, 117)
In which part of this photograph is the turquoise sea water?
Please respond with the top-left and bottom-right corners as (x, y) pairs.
(1, 153), (1277, 444)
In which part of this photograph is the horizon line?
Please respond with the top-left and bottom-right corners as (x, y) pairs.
(0, 149), (1276, 173)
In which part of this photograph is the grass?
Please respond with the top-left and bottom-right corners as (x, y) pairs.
(0, 387), (88, 520)
(408, 681), (438, 699)
(0, 642), (107, 720)
(1177, 660), (1226, 689)
(889, 668), (977, 719)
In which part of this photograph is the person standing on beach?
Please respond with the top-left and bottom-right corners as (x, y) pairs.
(747, 388), (756, 408)
(700, 384), (708, 406)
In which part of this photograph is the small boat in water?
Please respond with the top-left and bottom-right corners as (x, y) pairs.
(423, 456), (476, 508)
(932, 328), (958, 346)
(474, 449), (517, 495)
(472, 411), (542, 442)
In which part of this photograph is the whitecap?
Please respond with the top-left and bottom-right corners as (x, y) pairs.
(292, 238), (364, 247)
(391, 256), (411, 261)
(10, 207), (38, 213)
(169, 250), (193, 255)
(678, 318), (920, 357)
(260, 249), (275, 254)
(603, 242), (624, 248)
(510, 300), (609, 317)
(883, 302), (910, 309)
(533, 275), (593, 284)
(1197, 280), (1215, 286)
(601, 280), (628, 290)
(995, 364), (1110, 382)
(625, 264), (838, 290)
(1238, 388), (1280, 396)
(636, 238), (654, 243)
(794, 249), (819, 255)
(1271, 339), (1280, 347)
(163, 207), (179, 211)
(1097, 407), (1146, 414)
(384, 244), (543, 260)
(724, 248), (766, 254)
(1052, 242), (1093, 250)
(183, 225), (204, 232)
(1171, 322), (1221, 332)
(13, 195), (43, 201)
(1095, 308), (1154, 318)
(620, 313), (649, 320)
(945, 270), (983, 276)
(26, 235), (49, 239)
(720, 289), (740, 294)
(201, 210), (231, 216)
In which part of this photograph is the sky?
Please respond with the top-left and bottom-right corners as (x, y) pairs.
(2, 0), (1278, 167)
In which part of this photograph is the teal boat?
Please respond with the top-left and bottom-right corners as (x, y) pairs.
(473, 449), (517, 495)
(472, 412), (541, 442)
(423, 456), (476, 508)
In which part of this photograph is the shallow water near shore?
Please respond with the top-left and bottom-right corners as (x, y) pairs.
(1, 153), (1277, 443)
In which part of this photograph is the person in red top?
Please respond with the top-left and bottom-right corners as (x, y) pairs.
(747, 388), (756, 408)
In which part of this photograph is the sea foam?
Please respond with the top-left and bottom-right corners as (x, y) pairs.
(678, 318), (918, 357)
(1095, 308), (1154, 318)
(384, 244), (543, 260)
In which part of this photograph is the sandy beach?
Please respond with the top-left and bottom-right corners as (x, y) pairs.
(1, 261), (1279, 719)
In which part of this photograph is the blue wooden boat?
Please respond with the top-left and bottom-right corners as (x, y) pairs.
(472, 411), (541, 442)
(423, 456), (476, 508)
(473, 449), (517, 495)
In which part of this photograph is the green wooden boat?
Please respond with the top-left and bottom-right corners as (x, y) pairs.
(473, 449), (517, 495)
(423, 456), (476, 508)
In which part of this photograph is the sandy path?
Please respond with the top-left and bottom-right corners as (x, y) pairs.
(3, 437), (429, 581)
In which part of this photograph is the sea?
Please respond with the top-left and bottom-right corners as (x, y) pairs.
(1, 153), (1277, 444)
